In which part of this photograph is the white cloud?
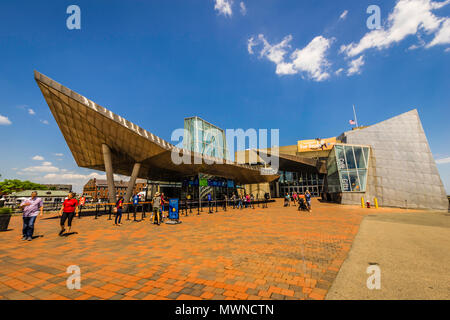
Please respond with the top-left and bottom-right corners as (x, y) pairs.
(22, 165), (60, 173)
(54, 153), (64, 157)
(42, 161), (52, 166)
(247, 36), (256, 54)
(214, 0), (233, 17)
(335, 68), (344, 75)
(248, 34), (333, 81)
(347, 55), (365, 76)
(40, 119), (49, 125)
(341, 0), (450, 57)
(340, 10), (348, 20)
(427, 17), (450, 47)
(0, 114), (12, 125)
(41, 172), (129, 192)
(240, 2), (247, 16)
(290, 36), (333, 81)
(28, 108), (35, 115)
(32, 155), (44, 161)
(43, 172), (101, 181)
(436, 157), (450, 164)
(445, 47), (450, 51)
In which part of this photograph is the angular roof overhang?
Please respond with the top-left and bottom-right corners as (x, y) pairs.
(34, 71), (279, 184)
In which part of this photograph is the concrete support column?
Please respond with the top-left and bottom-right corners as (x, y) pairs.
(124, 162), (141, 203)
(102, 144), (116, 204)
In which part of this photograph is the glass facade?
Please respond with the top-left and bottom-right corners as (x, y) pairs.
(278, 171), (326, 197)
(184, 117), (228, 160)
(327, 144), (370, 193)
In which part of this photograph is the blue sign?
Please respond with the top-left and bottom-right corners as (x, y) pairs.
(227, 180), (234, 188)
(169, 198), (179, 220)
(133, 195), (139, 205)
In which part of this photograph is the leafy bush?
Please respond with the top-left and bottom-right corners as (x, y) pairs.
(0, 207), (12, 215)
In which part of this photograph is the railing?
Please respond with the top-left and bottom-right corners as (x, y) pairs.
(6, 198), (275, 219)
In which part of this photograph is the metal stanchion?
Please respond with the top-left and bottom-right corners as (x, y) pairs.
(133, 205), (137, 221)
(215, 200), (218, 213)
(127, 204), (131, 220)
(78, 206), (82, 219)
(95, 204), (99, 219)
(108, 205), (112, 220)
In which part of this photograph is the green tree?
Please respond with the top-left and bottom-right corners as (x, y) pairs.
(0, 179), (48, 195)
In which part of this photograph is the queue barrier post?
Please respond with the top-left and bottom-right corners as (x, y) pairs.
(361, 197), (365, 208)
(108, 205), (112, 220)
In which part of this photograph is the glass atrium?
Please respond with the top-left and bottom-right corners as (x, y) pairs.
(326, 144), (370, 193)
(184, 116), (228, 160)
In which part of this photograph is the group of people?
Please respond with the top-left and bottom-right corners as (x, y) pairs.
(284, 190), (312, 212)
(19, 190), (170, 241)
(230, 193), (256, 209)
(20, 191), (79, 241)
(114, 192), (168, 226)
(18, 189), (275, 241)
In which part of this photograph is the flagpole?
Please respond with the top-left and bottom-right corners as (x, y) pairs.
(353, 104), (359, 128)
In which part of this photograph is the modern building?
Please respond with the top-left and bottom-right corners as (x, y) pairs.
(35, 71), (447, 210)
(238, 110), (448, 211)
(35, 71), (278, 205)
(82, 178), (147, 202)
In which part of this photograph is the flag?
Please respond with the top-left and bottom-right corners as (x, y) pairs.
(349, 120), (356, 125)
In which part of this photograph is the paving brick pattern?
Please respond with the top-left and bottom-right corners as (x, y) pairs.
(0, 199), (370, 300)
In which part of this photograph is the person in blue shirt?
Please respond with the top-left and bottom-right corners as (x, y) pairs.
(132, 194), (140, 205)
(207, 193), (213, 213)
(132, 193), (140, 221)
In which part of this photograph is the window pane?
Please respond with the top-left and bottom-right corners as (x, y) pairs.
(345, 146), (356, 169)
(340, 171), (351, 192)
(363, 147), (370, 167)
(354, 147), (366, 169)
(348, 170), (361, 191)
(358, 169), (367, 192)
(335, 145), (347, 170)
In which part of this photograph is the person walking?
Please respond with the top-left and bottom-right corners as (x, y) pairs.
(19, 191), (43, 241)
(263, 192), (270, 208)
(305, 190), (312, 212)
(160, 193), (167, 222)
(284, 193), (290, 207)
(152, 192), (161, 225)
(59, 192), (79, 236)
(231, 194), (236, 209)
(207, 193), (213, 213)
(114, 196), (124, 226)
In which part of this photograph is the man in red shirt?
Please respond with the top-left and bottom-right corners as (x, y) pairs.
(59, 192), (79, 236)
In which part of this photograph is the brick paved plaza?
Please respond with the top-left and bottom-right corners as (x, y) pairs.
(0, 200), (397, 300)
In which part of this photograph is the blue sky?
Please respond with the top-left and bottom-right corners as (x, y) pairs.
(0, 0), (449, 193)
